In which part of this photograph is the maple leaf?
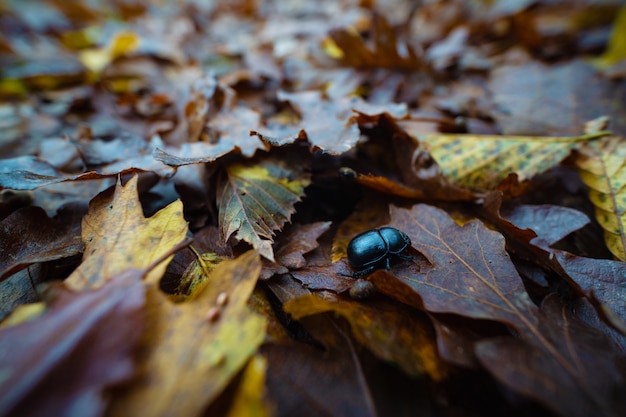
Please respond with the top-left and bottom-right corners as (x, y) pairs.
(217, 153), (310, 261)
(574, 135), (626, 261)
(65, 176), (188, 290)
(107, 250), (266, 417)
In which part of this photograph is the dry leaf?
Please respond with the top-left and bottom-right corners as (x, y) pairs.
(0, 274), (145, 417)
(65, 176), (188, 290)
(575, 136), (626, 261)
(107, 250), (266, 417)
(284, 293), (448, 380)
(416, 132), (608, 190)
(218, 154), (310, 261)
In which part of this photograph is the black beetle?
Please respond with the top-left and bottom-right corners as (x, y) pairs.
(347, 227), (412, 277)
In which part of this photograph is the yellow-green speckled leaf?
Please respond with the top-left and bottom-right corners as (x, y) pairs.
(575, 136), (626, 261)
(218, 156), (311, 261)
(419, 132), (608, 190)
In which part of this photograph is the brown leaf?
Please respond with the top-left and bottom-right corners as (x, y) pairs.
(0, 206), (83, 281)
(489, 59), (626, 136)
(262, 319), (380, 417)
(476, 294), (626, 417)
(490, 198), (626, 339)
(378, 204), (538, 327)
(274, 221), (332, 270)
(351, 113), (481, 202)
(326, 13), (422, 70)
(0, 274), (146, 417)
(374, 204), (626, 415)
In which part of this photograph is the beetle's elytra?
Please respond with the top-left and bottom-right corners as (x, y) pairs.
(347, 227), (412, 277)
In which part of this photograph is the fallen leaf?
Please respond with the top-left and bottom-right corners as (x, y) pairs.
(107, 250), (266, 417)
(225, 355), (271, 417)
(275, 222), (331, 269)
(476, 294), (626, 417)
(0, 206), (83, 281)
(489, 59), (626, 136)
(490, 198), (626, 339)
(262, 319), (380, 417)
(574, 135), (626, 261)
(284, 293), (448, 380)
(416, 132), (609, 190)
(325, 13), (422, 70)
(0, 274), (145, 417)
(65, 176), (188, 290)
(218, 153), (310, 261)
(373, 203), (626, 416)
(276, 90), (361, 155)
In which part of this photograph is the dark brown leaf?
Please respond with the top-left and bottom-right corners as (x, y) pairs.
(0, 274), (145, 417)
(0, 206), (84, 281)
(476, 294), (626, 417)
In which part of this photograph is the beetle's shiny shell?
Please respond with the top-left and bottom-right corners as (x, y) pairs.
(347, 227), (411, 270)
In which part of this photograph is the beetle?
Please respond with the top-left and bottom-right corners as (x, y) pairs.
(346, 227), (412, 277)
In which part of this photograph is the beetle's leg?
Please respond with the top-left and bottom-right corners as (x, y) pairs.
(384, 257), (391, 270)
(397, 254), (413, 261)
(351, 265), (376, 278)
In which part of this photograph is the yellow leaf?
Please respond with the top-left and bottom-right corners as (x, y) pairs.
(218, 157), (310, 261)
(175, 251), (229, 299)
(107, 251), (266, 417)
(226, 355), (271, 417)
(575, 136), (626, 261)
(65, 176), (188, 290)
(418, 132), (609, 190)
(78, 31), (140, 75)
(593, 6), (626, 68)
(284, 293), (448, 380)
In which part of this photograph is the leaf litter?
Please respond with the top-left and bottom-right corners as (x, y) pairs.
(0, 0), (625, 416)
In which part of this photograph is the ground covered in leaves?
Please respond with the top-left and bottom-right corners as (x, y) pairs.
(1, 0), (626, 416)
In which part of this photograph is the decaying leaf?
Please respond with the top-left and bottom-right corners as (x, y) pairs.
(372, 204), (626, 416)
(65, 176), (188, 290)
(325, 13), (422, 70)
(284, 293), (448, 380)
(0, 274), (145, 417)
(0, 206), (83, 281)
(107, 250), (266, 417)
(574, 135), (626, 261)
(417, 132), (608, 190)
(476, 294), (626, 417)
(218, 154), (310, 261)
(224, 355), (271, 417)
